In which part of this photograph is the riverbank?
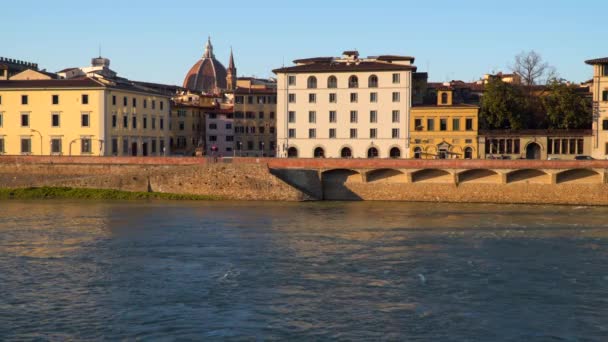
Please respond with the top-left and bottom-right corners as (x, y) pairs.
(0, 187), (221, 201)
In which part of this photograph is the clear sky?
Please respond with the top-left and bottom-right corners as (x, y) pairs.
(3, 0), (606, 85)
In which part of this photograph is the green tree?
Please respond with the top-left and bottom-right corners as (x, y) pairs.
(542, 80), (592, 129)
(479, 79), (528, 129)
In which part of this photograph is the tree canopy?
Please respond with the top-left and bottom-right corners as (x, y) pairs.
(542, 80), (592, 129)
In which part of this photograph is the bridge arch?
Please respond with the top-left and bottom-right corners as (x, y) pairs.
(411, 169), (452, 183)
(458, 169), (501, 184)
(507, 169), (549, 184)
(366, 168), (407, 183)
(556, 169), (602, 184)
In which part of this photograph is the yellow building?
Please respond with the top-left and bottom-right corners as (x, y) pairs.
(0, 77), (171, 156)
(410, 89), (479, 159)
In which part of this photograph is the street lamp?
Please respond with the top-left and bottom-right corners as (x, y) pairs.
(30, 129), (42, 155)
(261, 141), (265, 157)
(69, 138), (79, 156)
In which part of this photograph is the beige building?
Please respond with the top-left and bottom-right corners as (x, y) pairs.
(410, 89), (479, 159)
(170, 93), (221, 155)
(273, 51), (416, 158)
(479, 130), (592, 160)
(0, 77), (170, 156)
(233, 78), (277, 157)
(585, 57), (608, 159)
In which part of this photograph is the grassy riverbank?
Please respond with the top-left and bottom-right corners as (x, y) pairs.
(0, 187), (220, 201)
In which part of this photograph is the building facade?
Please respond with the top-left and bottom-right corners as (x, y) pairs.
(233, 78), (277, 157)
(273, 51), (416, 158)
(0, 57), (39, 81)
(410, 89), (479, 159)
(585, 57), (608, 159)
(479, 130), (592, 160)
(205, 109), (234, 156)
(0, 78), (170, 156)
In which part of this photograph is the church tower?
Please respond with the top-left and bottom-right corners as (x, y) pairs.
(226, 48), (237, 91)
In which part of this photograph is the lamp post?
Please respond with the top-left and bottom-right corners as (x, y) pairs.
(69, 138), (79, 156)
(97, 139), (104, 156)
(261, 141), (265, 157)
(30, 129), (42, 155)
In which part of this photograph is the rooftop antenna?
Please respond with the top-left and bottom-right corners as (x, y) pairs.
(98, 44), (102, 58)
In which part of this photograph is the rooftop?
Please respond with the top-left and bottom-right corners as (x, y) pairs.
(585, 57), (608, 65)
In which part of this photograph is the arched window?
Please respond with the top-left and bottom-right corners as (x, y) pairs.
(327, 76), (337, 88)
(348, 75), (358, 88)
(441, 92), (448, 104)
(368, 75), (378, 88)
(307, 76), (317, 89)
(314, 147), (325, 158)
(389, 147), (401, 158)
(341, 147), (352, 158)
(464, 147), (473, 159)
(414, 147), (422, 159)
(367, 147), (379, 158)
(287, 147), (298, 158)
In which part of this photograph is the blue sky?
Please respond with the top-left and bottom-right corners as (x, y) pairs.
(3, 0), (606, 85)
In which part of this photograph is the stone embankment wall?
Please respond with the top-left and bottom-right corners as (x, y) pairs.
(1, 156), (608, 204)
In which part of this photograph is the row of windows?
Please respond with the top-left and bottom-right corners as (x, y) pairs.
(290, 74), (401, 89)
(111, 114), (165, 130)
(0, 112), (92, 128)
(1, 137), (94, 155)
(286, 146), (403, 158)
(110, 138), (166, 156)
(233, 126), (276, 134)
(414, 118), (475, 131)
(111, 96), (165, 110)
(288, 92), (401, 104)
(288, 128), (401, 139)
(288, 110), (401, 124)
(234, 111), (276, 119)
(234, 95), (277, 104)
(547, 138), (585, 155)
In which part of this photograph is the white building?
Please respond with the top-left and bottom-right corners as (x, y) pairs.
(273, 51), (417, 158)
(585, 57), (608, 159)
(205, 110), (234, 157)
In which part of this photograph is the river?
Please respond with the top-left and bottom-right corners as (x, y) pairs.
(1, 200), (607, 341)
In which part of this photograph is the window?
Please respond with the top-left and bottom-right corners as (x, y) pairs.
(440, 118), (447, 131)
(226, 136), (234, 142)
(370, 110), (377, 123)
(0, 137), (5, 153)
(329, 128), (336, 139)
(132, 116), (137, 129)
(82, 94), (89, 105)
(327, 76), (337, 88)
(209, 123), (217, 129)
(350, 128), (358, 138)
(392, 110), (400, 123)
(466, 118), (474, 131)
(392, 92), (400, 102)
(307, 76), (317, 89)
(288, 75), (296, 86)
(329, 93), (337, 103)
(350, 93), (358, 103)
(370, 128), (377, 139)
(225, 123), (232, 129)
(368, 75), (378, 88)
(348, 75), (358, 88)
(152, 100), (156, 109)
(309, 93), (316, 103)
(288, 94), (296, 103)
(370, 92), (377, 103)
(441, 93), (448, 104)
(123, 97), (128, 106)
(604, 66), (608, 77)
(160, 118), (164, 130)
(350, 111), (358, 123)
(453, 118), (460, 131)
(569, 139), (576, 154)
(270, 112), (275, 119)
(123, 115), (128, 128)
(111, 138), (118, 155)
(52, 113), (60, 127)
(52, 95), (59, 105)
(259, 112), (264, 119)
(21, 113), (29, 127)
(160, 101), (164, 111)
(414, 118), (422, 131)
(112, 96), (116, 105)
(143, 116), (147, 129)
(179, 121), (185, 130)
(0, 113), (2, 127)
(288, 128), (296, 138)
(122, 139), (129, 154)
(309, 128), (316, 138)
(514, 139), (520, 154)
(143, 99), (147, 109)
(288, 111), (296, 123)
(80, 138), (91, 154)
(329, 111), (337, 123)
(247, 96), (253, 104)
(21, 95), (28, 105)
(603, 119), (608, 130)
(392, 128), (400, 138)
(392, 73), (400, 84)
(81, 113), (90, 127)
(427, 118), (435, 131)
(606, 142), (608, 155)
(309, 111), (316, 123)
(270, 127), (275, 134)
(209, 136), (217, 142)
(51, 138), (62, 154)
(132, 98), (137, 107)
(21, 138), (31, 154)
(603, 91), (608, 102)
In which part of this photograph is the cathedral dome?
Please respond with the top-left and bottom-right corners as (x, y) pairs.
(183, 37), (227, 93)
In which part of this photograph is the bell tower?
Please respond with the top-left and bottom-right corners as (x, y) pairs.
(226, 47), (237, 91)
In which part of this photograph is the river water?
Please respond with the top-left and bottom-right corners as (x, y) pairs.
(1, 200), (607, 341)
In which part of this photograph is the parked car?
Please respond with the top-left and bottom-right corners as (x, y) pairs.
(575, 155), (594, 160)
(547, 156), (560, 160)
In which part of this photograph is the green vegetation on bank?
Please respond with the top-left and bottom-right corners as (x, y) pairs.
(0, 187), (220, 201)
